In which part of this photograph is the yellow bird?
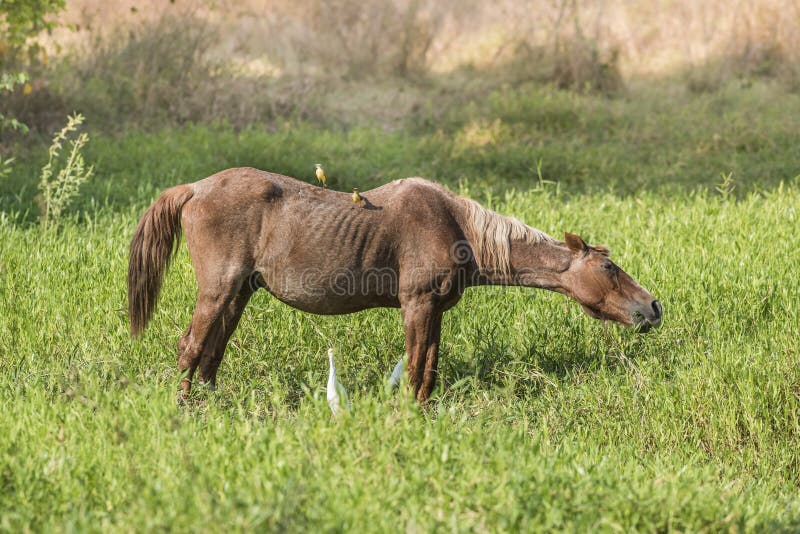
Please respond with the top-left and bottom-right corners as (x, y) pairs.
(352, 188), (363, 204)
(314, 163), (327, 188)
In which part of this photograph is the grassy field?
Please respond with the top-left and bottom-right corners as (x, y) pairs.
(1, 82), (800, 531)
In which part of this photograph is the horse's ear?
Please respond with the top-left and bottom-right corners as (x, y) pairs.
(564, 232), (587, 253)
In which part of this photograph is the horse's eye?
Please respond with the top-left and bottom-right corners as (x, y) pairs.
(602, 262), (616, 272)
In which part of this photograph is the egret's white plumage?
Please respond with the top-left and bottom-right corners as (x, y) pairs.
(326, 348), (349, 415)
(388, 356), (405, 389)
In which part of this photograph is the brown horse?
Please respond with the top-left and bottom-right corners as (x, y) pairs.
(128, 168), (662, 402)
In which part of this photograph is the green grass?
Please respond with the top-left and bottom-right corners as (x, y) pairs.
(4, 81), (800, 221)
(1, 82), (800, 531)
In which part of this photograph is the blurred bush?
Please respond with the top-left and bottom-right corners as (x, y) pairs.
(51, 13), (218, 126)
(261, 0), (441, 80)
(684, 2), (800, 93)
(0, 0), (65, 138)
(0, 0), (64, 67)
(3, 0), (800, 133)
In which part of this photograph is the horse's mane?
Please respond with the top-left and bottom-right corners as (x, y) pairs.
(461, 198), (554, 276)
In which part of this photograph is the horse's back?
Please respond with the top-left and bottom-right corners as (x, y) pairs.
(190, 167), (292, 203)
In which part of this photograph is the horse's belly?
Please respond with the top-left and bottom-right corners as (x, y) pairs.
(259, 269), (400, 315)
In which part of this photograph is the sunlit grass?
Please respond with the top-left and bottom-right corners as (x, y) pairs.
(2, 80), (799, 530)
(1, 183), (798, 530)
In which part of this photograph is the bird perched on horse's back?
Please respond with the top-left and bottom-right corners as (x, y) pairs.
(315, 164), (327, 188)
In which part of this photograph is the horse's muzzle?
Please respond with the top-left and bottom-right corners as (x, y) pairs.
(634, 299), (662, 332)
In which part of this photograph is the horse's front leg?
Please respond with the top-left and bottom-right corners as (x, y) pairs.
(419, 311), (443, 402)
(401, 296), (443, 403)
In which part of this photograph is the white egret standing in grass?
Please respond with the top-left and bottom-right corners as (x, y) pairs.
(388, 356), (405, 390)
(327, 348), (349, 415)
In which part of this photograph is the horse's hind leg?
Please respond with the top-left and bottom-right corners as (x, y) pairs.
(197, 285), (254, 389)
(178, 277), (243, 397)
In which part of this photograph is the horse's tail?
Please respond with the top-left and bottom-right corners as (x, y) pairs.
(128, 184), (194, 336)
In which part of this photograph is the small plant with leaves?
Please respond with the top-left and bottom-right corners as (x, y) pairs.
(0, 72), (29, 133)
(532, 158), (558, 193)
(38, 113), (94, 228)
(715, 171), (736, 200)
(0, 155), (12, 180)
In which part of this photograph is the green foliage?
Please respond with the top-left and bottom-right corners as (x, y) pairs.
(0, 0), (64, 49)
(5, 81), (800, 221)
(0, 70), (28, 133)
(0, 154), (11, 179)
(0, 0), (64, 134)
(37, 113), (93, 228)
(0, 69), (25, 91)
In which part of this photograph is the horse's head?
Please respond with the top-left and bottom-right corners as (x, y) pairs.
(561, 232), (662, 332)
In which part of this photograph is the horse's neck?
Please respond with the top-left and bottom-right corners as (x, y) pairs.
(476, 237), (571, 291)
(451, 197), (570, 290)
